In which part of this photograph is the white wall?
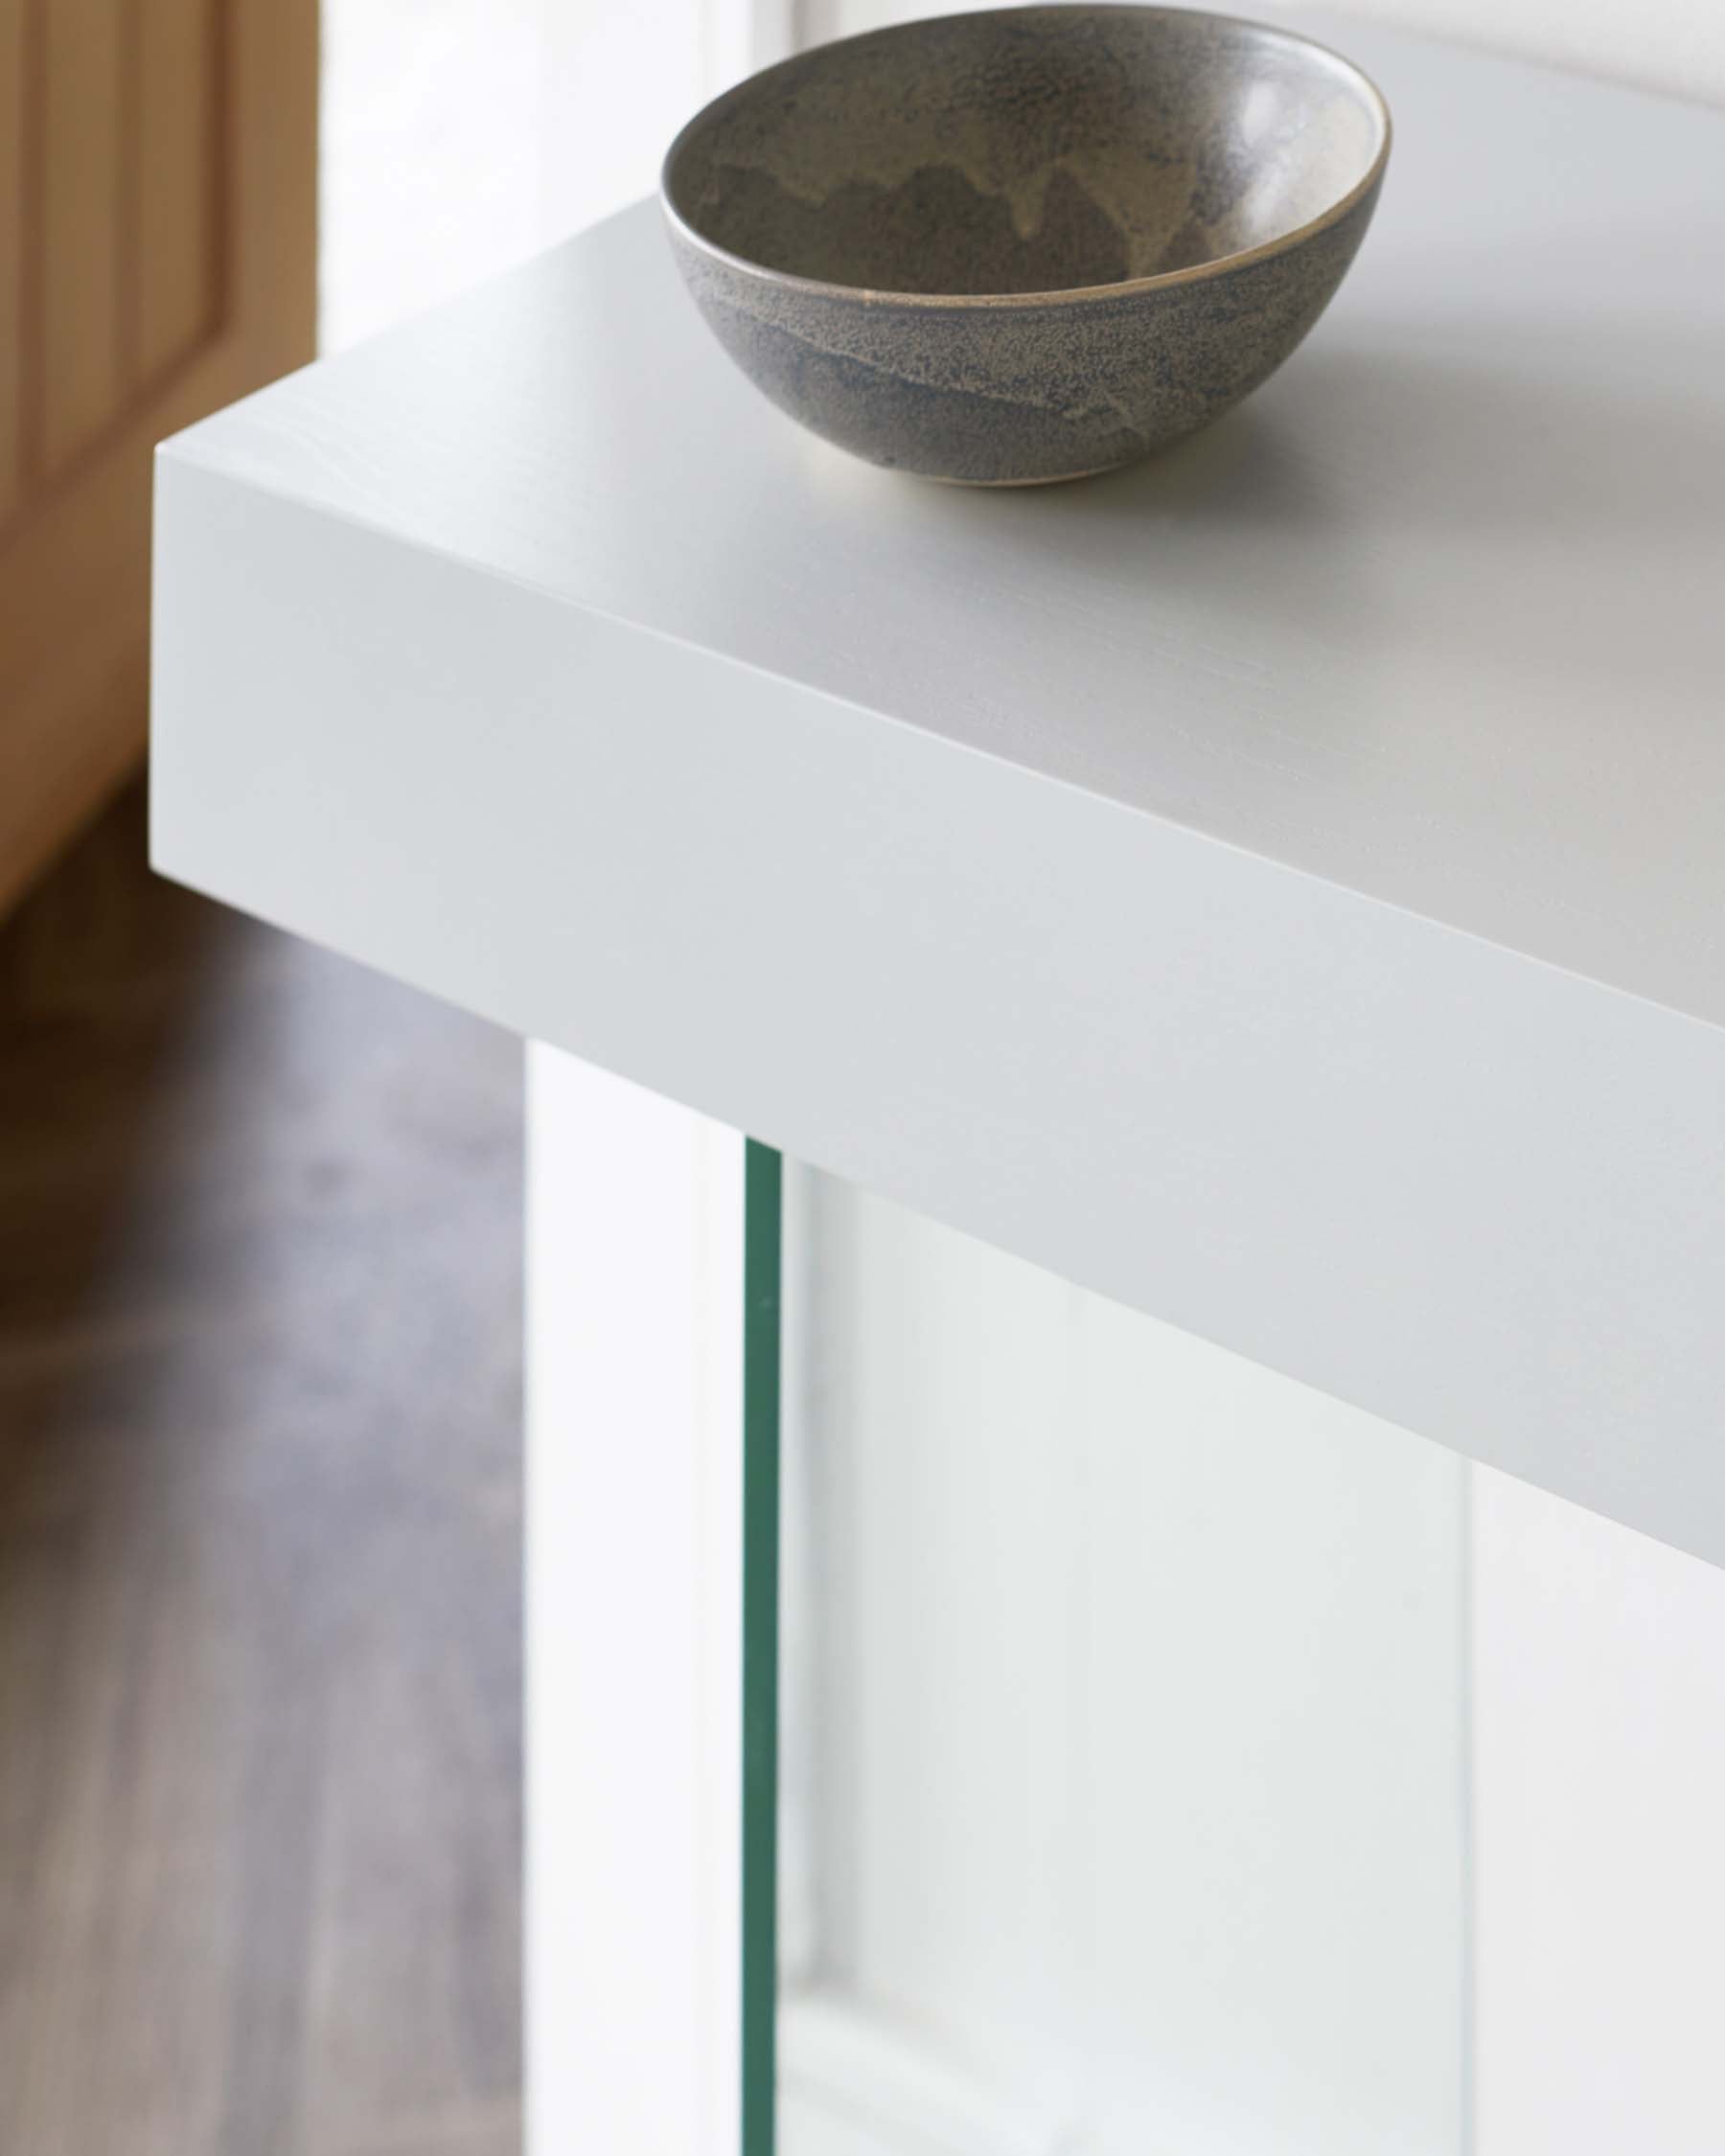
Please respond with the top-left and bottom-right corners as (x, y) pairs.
(781, 1170), (1469, 2156)
(320, 0), (725, 354)
(799, 0), (1725, 108)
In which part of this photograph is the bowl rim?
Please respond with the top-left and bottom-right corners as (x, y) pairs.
(659, 2), (1392, 310)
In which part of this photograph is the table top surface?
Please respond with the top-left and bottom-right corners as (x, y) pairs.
(169, 11), (1725, 1030)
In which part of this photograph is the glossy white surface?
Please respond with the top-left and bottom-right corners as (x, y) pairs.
(153, 18), (1725, 1565)
(525, 1047), (744, 2156)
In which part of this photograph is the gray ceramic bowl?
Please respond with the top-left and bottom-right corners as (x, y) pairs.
(661, 5), (1391, 485)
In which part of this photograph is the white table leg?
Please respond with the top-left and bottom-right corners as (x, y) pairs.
(526, 1044), (757, 2156)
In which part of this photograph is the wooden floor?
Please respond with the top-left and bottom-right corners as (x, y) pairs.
(0, 789), (523, 2156)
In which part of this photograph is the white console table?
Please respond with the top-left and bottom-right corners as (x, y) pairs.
(152, 15), (1725, 2153)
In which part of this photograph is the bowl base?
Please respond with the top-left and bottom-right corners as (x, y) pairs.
(923, 461), (1128, 489)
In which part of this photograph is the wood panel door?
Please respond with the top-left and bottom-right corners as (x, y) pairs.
(0, 0), (316, 918)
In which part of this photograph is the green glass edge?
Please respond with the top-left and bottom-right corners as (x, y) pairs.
(742, 1140), (782, 2156)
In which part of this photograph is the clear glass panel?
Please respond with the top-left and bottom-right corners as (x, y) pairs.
(743, 1140), (782, 2156)
(759, 1159), (1470, 2156)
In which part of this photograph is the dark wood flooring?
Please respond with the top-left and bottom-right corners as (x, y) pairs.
(0, 788), (522, 2156)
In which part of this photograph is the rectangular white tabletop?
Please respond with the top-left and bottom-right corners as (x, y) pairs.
(153, 13), (1725, 1566)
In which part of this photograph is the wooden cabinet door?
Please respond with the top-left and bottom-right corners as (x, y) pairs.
(0, 0), (316, 917)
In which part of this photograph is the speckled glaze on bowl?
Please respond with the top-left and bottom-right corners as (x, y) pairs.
(660, 5), (1391, 485)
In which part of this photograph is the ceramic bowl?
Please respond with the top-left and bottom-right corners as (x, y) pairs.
(661, 5), (1391, 485)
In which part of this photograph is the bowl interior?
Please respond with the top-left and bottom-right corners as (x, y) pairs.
(664, 5), (1387, 298)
